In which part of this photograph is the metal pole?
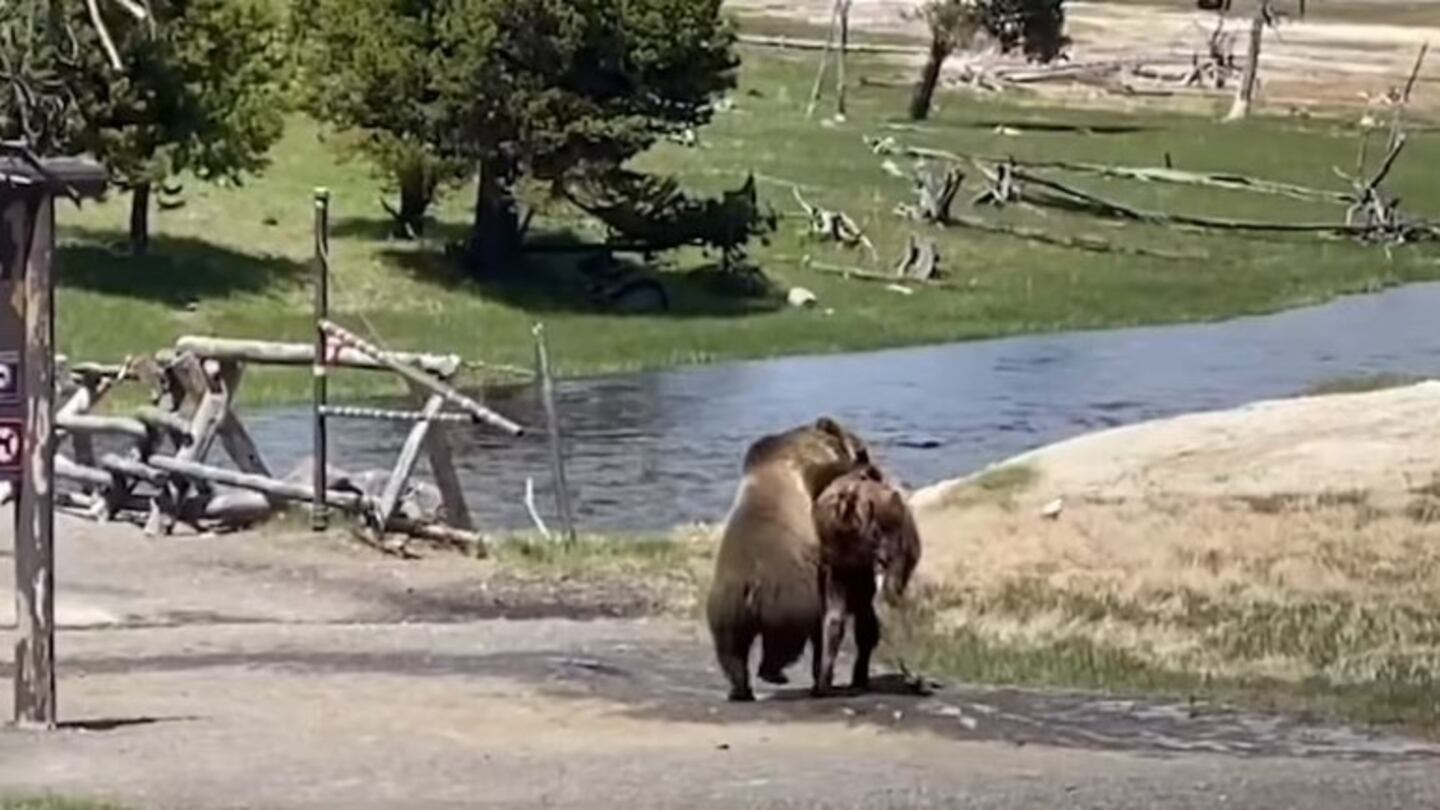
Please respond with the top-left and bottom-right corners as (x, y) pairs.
(312, 188), (330, 531)
(14, 193), (56, 728)
(532, 323), (575, 544)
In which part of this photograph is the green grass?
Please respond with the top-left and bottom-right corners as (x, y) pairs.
(0, 799), (130, 810)
(893, 622), (1440, 733)
(887, 589), (1440, 734)
(492, 533), (706, 579)
(53, 43), (1440, 407)
(1302, 372), (1431, 396)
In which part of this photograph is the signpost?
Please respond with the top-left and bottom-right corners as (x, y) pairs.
(2, 149), (107, 729)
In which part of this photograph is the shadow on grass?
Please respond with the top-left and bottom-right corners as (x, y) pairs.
(328, 215), (471, 245)
(381, 231), (783, 319)
(57, 227), (306, 306)
(963, 120), (1154, 135)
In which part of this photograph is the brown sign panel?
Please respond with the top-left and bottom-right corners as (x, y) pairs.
(0, 199), (28, 483)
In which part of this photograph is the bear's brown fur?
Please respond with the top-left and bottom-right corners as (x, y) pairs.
(811, 463), (922, 695)
(705, 417), (872, 702)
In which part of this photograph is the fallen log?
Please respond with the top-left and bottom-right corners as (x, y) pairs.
(1012, 167), (1435, 237)
(98, 453), (168, 486)
(148, 455), (369, 512)
(173, 336), (463, 379)
(868, 138), (1349, 203)
(737, 33), (920, 56)
(135, 406), (194, 446)
(58, 413), (150, 443)
(388, 517), (488, 557)
(56, 456), (116, 490)
(319, 320), (525, 436)
(947, 214), (1205, 261)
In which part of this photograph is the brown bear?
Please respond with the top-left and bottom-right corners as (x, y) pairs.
(811, 463), (922, 695)
(705, 417), (872, 702)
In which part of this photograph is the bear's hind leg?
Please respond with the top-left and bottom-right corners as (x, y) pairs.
(758, 626), (808, 686)
(714, 621), (758, 702)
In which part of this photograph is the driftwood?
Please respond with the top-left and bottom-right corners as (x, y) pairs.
(174, 336), (463, 379)
(1012, 166), (1437, 240)
(948, 214), (1204, 261)
(738, 33), (918, 57)
(150, 455), (369, 511)
(869, 137), (1349, 203)
(135, 406), (194, 446)
(57, 413), (150, 443)
(373, 394), (445, 534)
(897, 165), (964, 225)
(894, 234), (941, 281)
(793, 187), (878, 259)
(98, 453), (167, 486)
(1388, 43), (1429, 153)
(972, 161), (1020, 208)
(318, 404), (472, 424)
(320, 320), (525, 436)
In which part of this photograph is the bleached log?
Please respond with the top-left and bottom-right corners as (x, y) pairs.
(98, 453), (167, 486)
(57, 414), (149, 443)
(148, 455), (369, 511)
(319, 405), (471, 424)
(135, 407), (194, 446)
(319, 320), (524, 436)
(56, 456), (115, 490)
(174, 336), (463, 379)
(738, 33), (919, 56)
(388, 517), (488, 557)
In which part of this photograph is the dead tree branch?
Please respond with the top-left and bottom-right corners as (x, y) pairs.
(793, 186), (879, 259)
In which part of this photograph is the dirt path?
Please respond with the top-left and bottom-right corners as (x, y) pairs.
(729, 0), (1440, 116)
(3, 516), (1440, 809)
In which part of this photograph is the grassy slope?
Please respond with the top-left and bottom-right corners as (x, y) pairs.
(53, 41), (1440, 406)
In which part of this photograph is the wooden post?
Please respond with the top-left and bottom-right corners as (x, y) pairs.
(406, 380), (474, 531)
(836, 0), (851, 119)
(532, 323), (575, 544)
(1226, 1), (1266, 121)
(312, 188), (330, 531)
(373, 394), (443, 530)
(14, 193), (55, 728)
(806, 0), (842, 119)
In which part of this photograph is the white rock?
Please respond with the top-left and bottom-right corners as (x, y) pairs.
(787, 287), (818, 309)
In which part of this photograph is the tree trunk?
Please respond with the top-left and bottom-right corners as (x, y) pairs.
(836, 0), (851, 119)
(1226, 5), (1265, 121)
(465, 155), (522, 275)
(910, 40), (949, 121)
(391, 167), (431, 240)
(129, 182), (151, 257)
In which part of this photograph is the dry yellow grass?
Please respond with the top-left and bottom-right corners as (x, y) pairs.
(915, 494), (1440, 685)
(903, 383), (1440, 726)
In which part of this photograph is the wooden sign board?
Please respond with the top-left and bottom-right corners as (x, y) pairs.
(0, 199), (28, 484)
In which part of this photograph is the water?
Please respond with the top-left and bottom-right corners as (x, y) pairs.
(241, 282), (1440, 533)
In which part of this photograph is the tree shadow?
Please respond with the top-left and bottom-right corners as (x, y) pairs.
(380, 230), (783, 319)
(58, 227), (307, 306)
(963, 120), (1153, 135)
(327, 215), (472, 246)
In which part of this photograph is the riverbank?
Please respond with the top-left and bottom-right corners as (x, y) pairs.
(54, 36), (1440, 406)
(905, 379), (1440, 731)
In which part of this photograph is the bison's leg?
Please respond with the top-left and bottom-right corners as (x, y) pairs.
(714, 620), (758, 702)
(850, 575), (881, 692)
